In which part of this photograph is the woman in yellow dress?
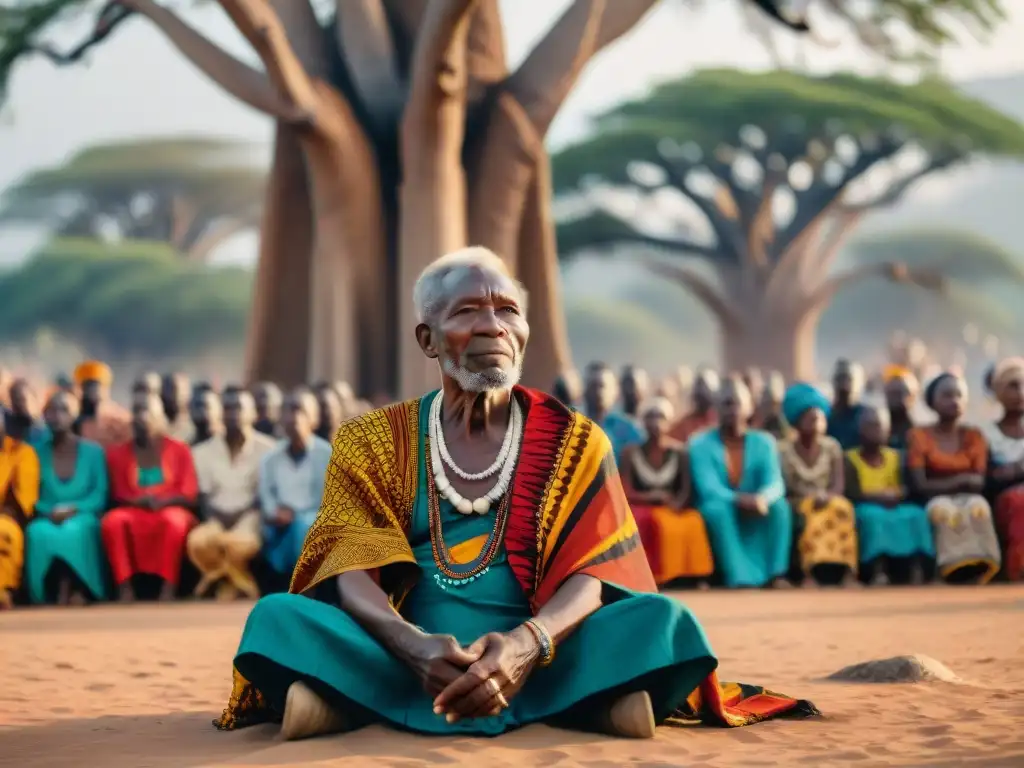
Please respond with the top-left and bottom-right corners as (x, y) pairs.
(845, 404), (933, 585)
(778, 382), (858, 587)
(0, 414), (41, 609)
(621, 397), (714, 588)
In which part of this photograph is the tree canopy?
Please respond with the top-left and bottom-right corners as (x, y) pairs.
(0, 237), (252, 357)
(553, 68), (1024, 377)
(0, 135), (266, 260)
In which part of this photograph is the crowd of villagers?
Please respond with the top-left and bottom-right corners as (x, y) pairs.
(0, 350), (1023, 610)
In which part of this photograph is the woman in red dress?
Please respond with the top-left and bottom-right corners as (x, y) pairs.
(102, 391), (199, 601)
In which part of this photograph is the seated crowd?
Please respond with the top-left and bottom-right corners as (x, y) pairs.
(0, 353), (1022, 609)
(0, 362), (368, 608)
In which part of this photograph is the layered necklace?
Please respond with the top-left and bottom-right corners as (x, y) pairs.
(427, 392), (522, 515)
(426, 393), (523, 590)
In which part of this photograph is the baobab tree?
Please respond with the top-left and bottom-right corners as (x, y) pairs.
(553, 69), (1024, 379)
(0, 1), (1006, 395)
(0, 136), (265, 262)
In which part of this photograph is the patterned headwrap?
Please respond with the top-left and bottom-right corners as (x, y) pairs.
(72, 361), (113, 386)
(782, 381), (831, 427)
(990, 357), (1024, 398)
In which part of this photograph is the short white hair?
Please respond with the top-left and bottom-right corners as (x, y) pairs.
(412, 246), (526, 326)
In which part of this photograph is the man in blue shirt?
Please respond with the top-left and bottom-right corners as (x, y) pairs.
(827, 359), (865, 450)
(582, 362), (644, 464)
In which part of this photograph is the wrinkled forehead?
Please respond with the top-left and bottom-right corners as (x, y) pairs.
(441, 264), (522, 308)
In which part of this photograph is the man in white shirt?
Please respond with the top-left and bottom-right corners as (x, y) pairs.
(187, 388), (275, 599)
(258, 390), (332, 580)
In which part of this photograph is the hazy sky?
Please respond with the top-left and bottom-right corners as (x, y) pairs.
(3, 0), (1023, 197)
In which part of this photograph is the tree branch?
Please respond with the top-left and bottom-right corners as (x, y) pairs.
(806, 260), (946, 313)
(655, 156), (745, 262)
(466, 0), (506, 97)
(642, 259), (744, 331)
(116, 0), (301, 121)
(772, 136), (903, 258)
(403, 0), (477, 156)
(218, 0), (320, 123)
(842, 153), (962, 212)
(336, 0), (403, 125)
(24, 1), (134, 65)
(508, 0), (658, 137)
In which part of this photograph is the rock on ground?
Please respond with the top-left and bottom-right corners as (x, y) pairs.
(826, 654), (963, 683)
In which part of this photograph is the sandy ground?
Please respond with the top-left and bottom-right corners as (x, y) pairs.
(2, 586), (1023, 768)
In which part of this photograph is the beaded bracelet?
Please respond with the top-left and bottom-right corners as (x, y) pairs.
(523, 618), (555, 667)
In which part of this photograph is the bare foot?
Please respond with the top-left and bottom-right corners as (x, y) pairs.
(770, 577), (792, 589)
(801, 576), (819, 589)
(696, 580), (711, 591)
(68, 590), (88, 607)
(842, 572), (863, 588)
(0, 588), (13, 610)
(118, 583), (136, 603)
(157, 581), (176, 602)
(870, 571), (890, 587)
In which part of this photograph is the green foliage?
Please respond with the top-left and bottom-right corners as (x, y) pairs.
(0, 135), (266, 238)
(553, 69), (1024, 194)
(0, 1), (109, 105)
(0, 237), (252, 356)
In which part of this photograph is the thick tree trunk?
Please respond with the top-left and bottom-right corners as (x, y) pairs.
(244, 124), (314, 386)
(515, 156), (570, 389)
(720, 302), (819, 381)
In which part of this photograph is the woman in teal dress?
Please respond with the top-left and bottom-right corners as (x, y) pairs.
(689, 376), (793, 588)
(25, 391), (109, 604)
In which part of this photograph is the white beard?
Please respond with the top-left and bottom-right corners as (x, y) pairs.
(442, 357), (522, 393)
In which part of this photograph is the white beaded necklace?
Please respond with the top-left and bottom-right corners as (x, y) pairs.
(631, 448), (678, 490)
(435, 394), (518, 481)
(428, 393), (522, 515)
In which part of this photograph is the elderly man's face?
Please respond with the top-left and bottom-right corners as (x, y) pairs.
(419, 266), (529, 392)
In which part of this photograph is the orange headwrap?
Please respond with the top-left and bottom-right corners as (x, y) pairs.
(882, 364), (912, 383)
(73, 361), (113, 386)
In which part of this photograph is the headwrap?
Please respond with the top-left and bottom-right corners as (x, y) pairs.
(782, 381), (831, 427)
(923, 371), (958, 410)
(990, 357), (1024, 398)
(73, 361), (112, 386)
(639, 395), (675, 422)
(883, 364), (912, 383)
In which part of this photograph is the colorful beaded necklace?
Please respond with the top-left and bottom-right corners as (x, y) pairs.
(425, 440), (512, 590)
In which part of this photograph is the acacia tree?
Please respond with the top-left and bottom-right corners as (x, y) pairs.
(553, 69), (1024, 379)
(0, 136), (265, 261)
(0, 1), (1004, 395)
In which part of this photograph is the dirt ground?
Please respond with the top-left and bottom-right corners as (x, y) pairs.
(2, 585), (1022, 768)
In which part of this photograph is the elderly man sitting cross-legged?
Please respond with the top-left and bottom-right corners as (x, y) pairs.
(214, 247), (817, 740)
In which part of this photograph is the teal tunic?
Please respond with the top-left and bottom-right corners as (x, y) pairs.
(25, 439), (109, 603)
(138, 465), (164, 487)
(233, 392), (717, 735)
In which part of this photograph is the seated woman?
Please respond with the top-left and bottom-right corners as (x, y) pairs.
(621, 397), (713, 588)
(882, 367), (918, 451)
(102, 391), (199, 601)
(0, 415), (40, 609)
(906, 373), (1001, 584)
(845, 404), (933, 585)
(980, 357), (1024, 581)
(689, 375), (792, 589)
(778, 383), (858, 587)
(25, 392), (109, 605)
